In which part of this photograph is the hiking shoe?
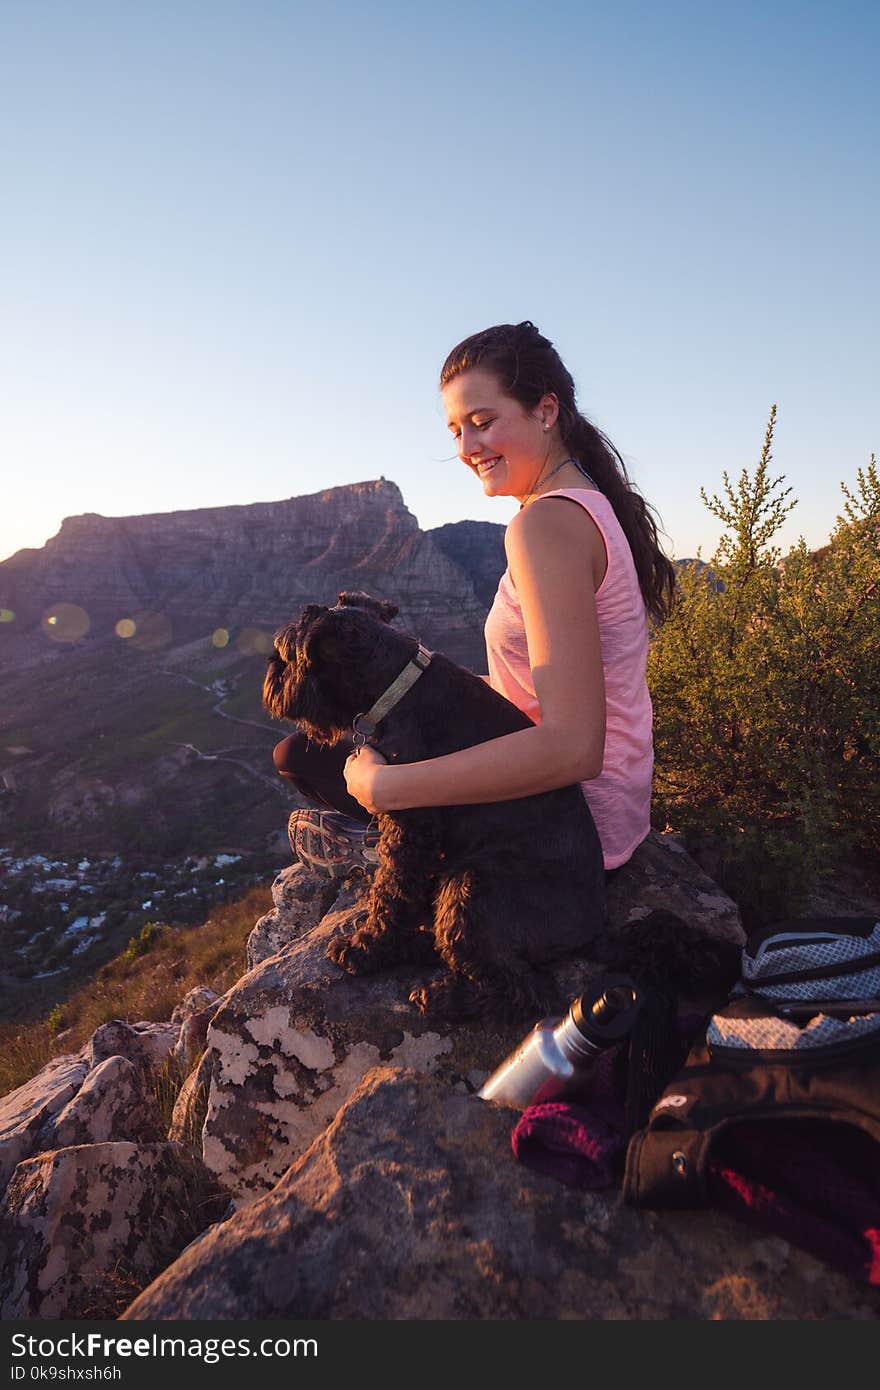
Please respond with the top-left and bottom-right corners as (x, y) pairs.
(287, 809), (380, 880)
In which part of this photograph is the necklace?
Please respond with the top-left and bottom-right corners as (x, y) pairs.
(519, 456), (579, 510)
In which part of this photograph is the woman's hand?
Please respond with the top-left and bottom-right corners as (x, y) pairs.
(343, 745), (389, 816)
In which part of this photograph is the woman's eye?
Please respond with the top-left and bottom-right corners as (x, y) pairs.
(450, 419), (493, 441)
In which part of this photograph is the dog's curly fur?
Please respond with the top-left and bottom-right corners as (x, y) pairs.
(591, 909), (743, 1004)
(263, 591), (607, 1022)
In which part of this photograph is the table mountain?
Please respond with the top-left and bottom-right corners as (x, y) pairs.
(0, 480), (505, 859)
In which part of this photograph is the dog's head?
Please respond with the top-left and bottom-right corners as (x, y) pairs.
(263, 590), (410, 745)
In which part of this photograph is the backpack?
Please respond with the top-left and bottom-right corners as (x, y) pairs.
(621, 916), (880, 1284)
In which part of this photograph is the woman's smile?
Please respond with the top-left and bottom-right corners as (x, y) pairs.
(443, 367), (549, 499)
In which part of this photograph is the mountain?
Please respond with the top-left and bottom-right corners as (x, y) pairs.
(426, 520), (507, 608)
(0, 480), (496, 664)
(0, 481), (506, 860)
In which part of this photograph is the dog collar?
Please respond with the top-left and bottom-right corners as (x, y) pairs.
(351, 644), (433, 746)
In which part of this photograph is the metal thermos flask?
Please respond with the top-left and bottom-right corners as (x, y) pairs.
(477, 973), (642, 1109)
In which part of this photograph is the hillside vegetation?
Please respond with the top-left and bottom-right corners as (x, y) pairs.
(0, 884), (267, 1096)
(649, 408), (879, 928)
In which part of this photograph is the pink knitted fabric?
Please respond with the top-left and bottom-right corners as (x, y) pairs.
(484, 488), (652, 869)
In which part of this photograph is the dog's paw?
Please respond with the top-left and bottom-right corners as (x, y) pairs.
(326, 931), (385, 976)
(409, 976), (480, 1022)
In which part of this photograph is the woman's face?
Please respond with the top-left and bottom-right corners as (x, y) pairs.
(442, 367), (554, 502)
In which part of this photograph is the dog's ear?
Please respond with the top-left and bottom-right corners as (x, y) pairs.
(335, 591), (399, 624)
(271, 626), (297, 664)
(263, 646), (296, 719)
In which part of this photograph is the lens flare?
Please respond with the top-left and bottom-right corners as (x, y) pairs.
(235, 627), (274, 656)
(115, 618), (137, 639)
(129, 611), (173, 651)
(41, 604), (90, 643)
(212, 628), (230, 648)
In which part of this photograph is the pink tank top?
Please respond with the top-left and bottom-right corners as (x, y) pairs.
(484, 488), (652, 869)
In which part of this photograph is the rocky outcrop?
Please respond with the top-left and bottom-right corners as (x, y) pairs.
(37, 1055), (165, 1150)
(171, 986), (224, 1073)
(123, 1067), (880, 1321)
(245, 831), (745, 985)
(604, 829), (745, 943)
(199, 910), (462, 1204)
(0, 1001), (229, 1318)
(246, 862), (341, 969)
(0, 1141), (226, 1318)
(84, 1019), (179, 1071)
(187, 831), (744, 1206)
(0, 1055), (89, 1196)
(4, 830), (877, 1321)
(1, 1014), (189, 1201)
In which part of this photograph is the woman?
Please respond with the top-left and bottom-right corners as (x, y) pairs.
(275, 320), (675, 877)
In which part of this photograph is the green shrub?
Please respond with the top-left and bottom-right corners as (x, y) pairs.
(121, 920), (166, 964)
(649, 415), (879, 926)
(46, 1003), (65, 1036)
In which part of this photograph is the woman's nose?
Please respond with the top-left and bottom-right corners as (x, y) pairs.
(459, 423), (478, 458)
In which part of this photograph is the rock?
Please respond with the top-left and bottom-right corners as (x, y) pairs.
(247, 909), (291, 969)
(85, 1019), (179, 1072)
(198, 831), (744, 1206)
(0, 1055), (89, 1198)
(0, 1140), (227, 1319)
(246, 863), (340, 968)
(170, 987), (227, 1074)
(171, 986), (219, 1026)
(200, 903), (476, 1205)
(168, 1049), (215, 1149)
(122, 1068), (880, 1321)
(173, 1008), (221, 1075)
(196, 822), (739, 1206)
(605, 830), (745, 946)
(38, 1056), (165, 1149)
(171, 990), (228, 1074)
(270, 862), (332, 915)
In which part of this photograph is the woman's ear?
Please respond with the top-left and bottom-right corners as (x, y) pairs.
(533, 391), (560, 432)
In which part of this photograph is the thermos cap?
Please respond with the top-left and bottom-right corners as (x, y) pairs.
(570, 973), (641, 1042)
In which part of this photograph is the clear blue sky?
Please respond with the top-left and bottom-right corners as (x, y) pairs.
(2, 0), (877, 564)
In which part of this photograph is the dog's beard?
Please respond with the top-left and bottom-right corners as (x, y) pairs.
(263, 594), (403, 745)
(263, 622), (352, 746)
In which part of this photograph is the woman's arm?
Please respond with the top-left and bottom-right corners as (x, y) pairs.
(344, 499), (607, 814)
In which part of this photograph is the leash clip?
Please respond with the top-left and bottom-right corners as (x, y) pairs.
(351, 713), (375, 748)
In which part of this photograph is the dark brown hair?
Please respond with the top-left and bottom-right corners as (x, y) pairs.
(440, 320), (676, 625)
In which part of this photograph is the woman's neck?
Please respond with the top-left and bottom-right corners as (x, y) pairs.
(518, 458), (597, 509)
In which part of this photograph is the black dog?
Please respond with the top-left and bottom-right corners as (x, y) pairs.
(263, 591), (606, 1022)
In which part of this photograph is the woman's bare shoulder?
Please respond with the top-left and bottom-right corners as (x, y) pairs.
(506, 494), (606, 586)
